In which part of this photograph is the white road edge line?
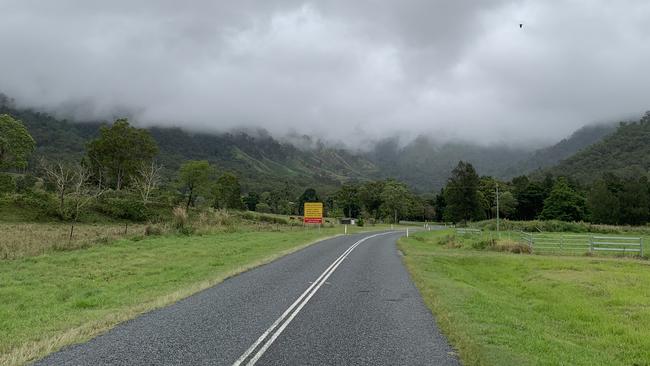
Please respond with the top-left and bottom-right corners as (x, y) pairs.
(232, 231), (396, 366)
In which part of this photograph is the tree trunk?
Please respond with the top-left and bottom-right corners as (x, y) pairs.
(116, 171), (122, 191)
(59, 192), (65, 214)
(69, 223), (75, 242)
(186, 190), (193, 210)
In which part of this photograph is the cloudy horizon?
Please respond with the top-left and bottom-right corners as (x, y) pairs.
(1, 0), (649, 148)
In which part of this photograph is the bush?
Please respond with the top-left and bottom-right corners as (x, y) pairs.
(490, 239), (532, 254)
(97, 196), (149, 221)
(0, 173), (16, 193)
(437, 235), (462, 249)
(11, 191), (58, 217)
(15, 174), (37, 193)
(469, 219), (641, 235)
(172, 206), (189, 230)
(472, 239), (494, 250)
(356, 218), (364, 227)
(144, 225), (163, 236)
(255, 203), (272, 213)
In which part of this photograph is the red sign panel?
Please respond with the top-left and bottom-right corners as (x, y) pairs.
(304, 217), (323, 224)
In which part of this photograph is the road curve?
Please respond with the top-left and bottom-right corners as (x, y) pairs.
(36, 231), (459, 366)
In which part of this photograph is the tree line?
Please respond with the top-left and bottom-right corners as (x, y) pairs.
(3, 112), (649, 227)
(436, 160), (650, 226)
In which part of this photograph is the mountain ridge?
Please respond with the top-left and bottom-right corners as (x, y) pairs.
(0, 100), (621, 194)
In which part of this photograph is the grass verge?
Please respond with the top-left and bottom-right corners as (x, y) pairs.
(399, 230), (650, 366)
(0, 227), (381, 366)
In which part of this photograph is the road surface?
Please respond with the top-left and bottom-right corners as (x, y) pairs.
(37, 231), (459, 365)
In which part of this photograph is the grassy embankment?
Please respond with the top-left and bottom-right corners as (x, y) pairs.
(399, 229), (650, 366)
(0, 214), (390, 366)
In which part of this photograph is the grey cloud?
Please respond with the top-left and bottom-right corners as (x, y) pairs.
(1, 0), (649, 147)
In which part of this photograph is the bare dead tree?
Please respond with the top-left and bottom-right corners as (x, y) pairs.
(66, 164), (105, 241)
(40, 158), (75, 216)
(132, 161), (162, 206)
(41, 159), (104, 240)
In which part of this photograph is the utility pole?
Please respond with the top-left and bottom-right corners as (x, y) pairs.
(496, 182), (500, 239)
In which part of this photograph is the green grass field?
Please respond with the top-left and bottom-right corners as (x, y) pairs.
(399, 230), (650, 366)
(0, 224), (387, 366)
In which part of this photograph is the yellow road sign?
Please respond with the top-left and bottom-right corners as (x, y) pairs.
(304, 202), (323, 224)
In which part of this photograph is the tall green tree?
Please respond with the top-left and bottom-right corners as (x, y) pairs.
(359, 181), (385, 219)
(178, 160), (215, 210)
(380, 180), (409, 223)
(586, 180), (619, 224)
(298, 188), (320, 214)
(243, 192), (260, 211)
(496, 191), (517, 219)
(86, 119), (158, 190)
(443, 161), (482, 223)
(212, 172), (243, 210)
(539, 178), (586, 221)
(336, 183), (361, 218)
(618, 177), (650, 225)
(433, 188), (446, 222)
(513, 179), (547, 220)
(478, 176), (497, 219)
(0, 114), (35, 170)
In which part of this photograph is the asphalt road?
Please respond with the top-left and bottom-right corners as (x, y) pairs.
(36, 231), (459, 366)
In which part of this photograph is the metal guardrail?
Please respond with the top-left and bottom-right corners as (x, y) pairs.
(519, 232), (644, 256)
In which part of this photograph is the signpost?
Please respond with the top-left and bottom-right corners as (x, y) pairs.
(303, 202), (323, 224)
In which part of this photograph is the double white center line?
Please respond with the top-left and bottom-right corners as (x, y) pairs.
(232, 231), (395, 366)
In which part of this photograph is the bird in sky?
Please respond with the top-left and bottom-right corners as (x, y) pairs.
(519, 23), (523, 28)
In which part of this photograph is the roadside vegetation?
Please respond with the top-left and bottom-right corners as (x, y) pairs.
(399, 230), (650, 366)
(0, 222), (388, 366)
(0, 113), (408, 365)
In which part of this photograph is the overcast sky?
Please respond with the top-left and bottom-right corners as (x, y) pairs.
(1, 0), (650, 147)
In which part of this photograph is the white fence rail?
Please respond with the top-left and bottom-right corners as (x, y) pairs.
(519, 232), (643, 256)
(456, 228), (481, 235)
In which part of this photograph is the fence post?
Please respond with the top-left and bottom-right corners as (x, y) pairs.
(589, 236), (593, 254)
(406, 228), (409, 237)
(641, 237), (644, 257)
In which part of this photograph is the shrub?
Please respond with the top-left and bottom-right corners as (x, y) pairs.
(0, 173), (16, 193)
(472, 238), (494, 250)
(256, 203), (272, 213)
(437, 235), (462, 249)
(97, 197), (149, 221)
(144, 225), (163, 236)
(490, 239), (532, 254)
(212, 209), (237, 226)
(11, 191), (58, 217)
(469, 219), (637, 234)
(15, 174), (37, 193)
(172, 206), (189, 230)
(356, 218), (364, 227)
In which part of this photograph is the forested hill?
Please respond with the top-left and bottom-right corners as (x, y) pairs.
(501, 123), (616, 178)
(0, 104), (379, 194)
(546, 112), (650, 182)
(1, 99), (624, 194)
(368, 136), (529, 191)
(3, 103), (531, 193)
